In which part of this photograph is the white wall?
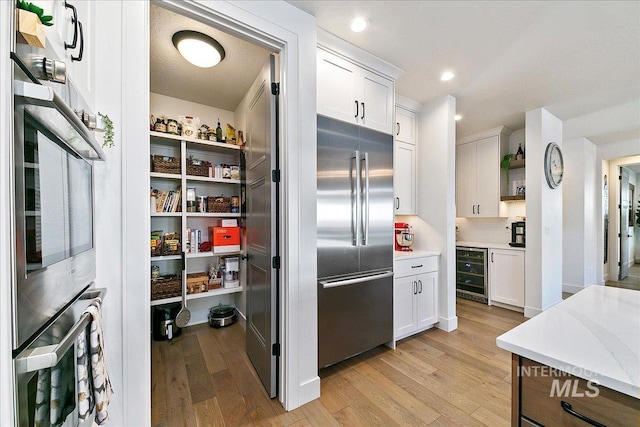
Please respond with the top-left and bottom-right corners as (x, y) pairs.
(562, 137), (597, 294)
(455, 203), (526, 243)
(524, 108), (563, 317)
(412, 94), (458, 332)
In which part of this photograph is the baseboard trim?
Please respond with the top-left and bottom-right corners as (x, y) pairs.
(491, 301), (524, 313)
(562, 283), (585, 294)
(437, 315), (458, 332)
(292, 376), (320, 411)
(524, 306), (543, 318)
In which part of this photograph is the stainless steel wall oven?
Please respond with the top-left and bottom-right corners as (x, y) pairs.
(11, 34), (105, 426)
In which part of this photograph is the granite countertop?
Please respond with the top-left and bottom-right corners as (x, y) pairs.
(496, 285), (640, 397)
(456, 240), (526, 251)
(394, 250), (440, 260)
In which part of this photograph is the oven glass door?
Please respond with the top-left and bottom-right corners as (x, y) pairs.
(23, 112), (93, 273)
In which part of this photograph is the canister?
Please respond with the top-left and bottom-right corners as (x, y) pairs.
(197, 196), (207, 212)
(231, 196), (240, 213)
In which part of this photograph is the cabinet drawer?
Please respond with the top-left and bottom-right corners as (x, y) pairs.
(520, 357), (639, 427)
(395, 256), (438, 277)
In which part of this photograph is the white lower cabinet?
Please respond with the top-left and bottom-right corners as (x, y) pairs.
(489, 249), (525, 308)
(394, 255), (438, 341)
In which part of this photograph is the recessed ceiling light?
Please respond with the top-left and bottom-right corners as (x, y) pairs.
(441, 71), (455, 81)
(455, 114), (462, 121)
(172, 30), (225, 68)
(350, 17), (370, 33)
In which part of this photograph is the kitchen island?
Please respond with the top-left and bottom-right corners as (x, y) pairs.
(497, 285), (639, 426)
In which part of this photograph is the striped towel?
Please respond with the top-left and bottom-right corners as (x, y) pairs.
(77, 298), (114, 424)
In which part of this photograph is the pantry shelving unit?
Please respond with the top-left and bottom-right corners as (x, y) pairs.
(500, 159), (526, 202)
(150, 131), (244, 307)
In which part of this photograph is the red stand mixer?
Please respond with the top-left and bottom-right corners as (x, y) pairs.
(394, 222), (414, 251)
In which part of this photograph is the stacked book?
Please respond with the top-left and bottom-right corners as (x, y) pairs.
(152, 187), (182, 212)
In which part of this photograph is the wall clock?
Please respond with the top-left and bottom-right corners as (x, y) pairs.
(544, 142), (564, 189)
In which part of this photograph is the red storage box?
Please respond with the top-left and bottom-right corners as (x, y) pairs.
(209, 226), (240, 253)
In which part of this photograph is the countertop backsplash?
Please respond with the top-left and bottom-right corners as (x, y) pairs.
(456, 202), (526, 244)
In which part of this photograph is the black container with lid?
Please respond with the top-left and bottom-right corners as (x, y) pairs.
(152, 303), (183, 341)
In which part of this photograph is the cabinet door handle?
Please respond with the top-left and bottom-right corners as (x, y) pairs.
(361, 102), (365, 120)
(71, 20), (84, 62)
(395, 197), (400, 210)
(411, 264), (423, 269)
(473, 205), (476, 215)
(491, 252), (494, 262)
(354, 100), (359, 118)
(413, 281), (417, 295)
(418, 279), (422, 293)
(560, 401), (605, 427)
(396, 122), (400, 136)
(64, 1), (78, 50)
(477, 204), (480, 215)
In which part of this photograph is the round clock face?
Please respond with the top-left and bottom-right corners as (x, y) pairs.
(544, 142), (564, 188)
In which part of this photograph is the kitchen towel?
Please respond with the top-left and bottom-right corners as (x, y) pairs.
(77, 298), (113, 425)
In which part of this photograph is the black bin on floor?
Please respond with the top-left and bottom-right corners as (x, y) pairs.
(152, 303), (183, 341)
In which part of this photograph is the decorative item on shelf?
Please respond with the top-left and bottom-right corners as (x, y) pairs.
(154, 116), (167, 133)
(151, 274), (182, 300)
(186, 272), (209, 294)
(179, 115), (200, 138)
(186, 156), (211, 176)
(516, 143), (524, 160)
(198, 124), (210, 140)
(167, 119), (179, 135)
(207, 129), (217, 141)
(216, 119), (223, 141)
(230, 165), (240, 180)
(230, 196), (240, 213)
(501, 154), (513, 189)
(225, 123), (236, 143)
(151, 265), (160, 279)
(162, 232), (181, 256)
(150, 115), (155, 131)
(16, 0), (52, 48)
(237, 130), (244, 146)
(208, 196), (231, 213)
(222, 164), (231, 179)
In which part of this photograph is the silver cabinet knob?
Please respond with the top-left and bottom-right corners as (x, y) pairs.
(83, 113), (96, 130)
(43, 58), (66, 83)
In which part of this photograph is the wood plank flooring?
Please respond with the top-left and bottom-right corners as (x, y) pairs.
(151, 298), (525, 426)
(606, 263), (640, 291)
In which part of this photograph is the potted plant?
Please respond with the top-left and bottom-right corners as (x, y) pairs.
(16, 0), (53, 48)
(501, 154), (512, 191)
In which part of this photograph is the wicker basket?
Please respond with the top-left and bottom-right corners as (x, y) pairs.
(153, 155), (180, 174)
(162, 233), (181, 256)
(186, 158), (210, 177)
(151, 275), (182, 300)
(208, 196), (231, 213)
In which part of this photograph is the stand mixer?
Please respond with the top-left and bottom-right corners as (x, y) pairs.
(395, 222), (414, 251)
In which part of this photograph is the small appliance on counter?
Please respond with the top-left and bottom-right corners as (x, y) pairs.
(395, 222), (414, 251)
(510, 221), (526, 247)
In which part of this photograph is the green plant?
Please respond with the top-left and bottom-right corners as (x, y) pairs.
(636, 196), (640, 226)
(16, 0), (53, 26)
(98, 112), (114, 148)
(501, 154), (512, 188)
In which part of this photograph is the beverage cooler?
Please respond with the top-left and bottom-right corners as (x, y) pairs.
(456, 247), (488, 303)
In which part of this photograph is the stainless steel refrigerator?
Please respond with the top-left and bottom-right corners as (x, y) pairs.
(317, 115), (394, 368)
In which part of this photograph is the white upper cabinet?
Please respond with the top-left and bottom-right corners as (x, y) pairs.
(394, 141), (416, 215)
(456, 127), (511, 218)
(39, 0), (94, 106)
(395, 107), (415, 144)
(317, 47), (394, 134)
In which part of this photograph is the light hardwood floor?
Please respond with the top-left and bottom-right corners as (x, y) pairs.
(151, 298), (525, 426)
(606, 263), (640, 291)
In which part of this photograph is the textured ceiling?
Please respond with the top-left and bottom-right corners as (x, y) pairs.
(287, 1), (640, 145)
(150, 4), (272, 111)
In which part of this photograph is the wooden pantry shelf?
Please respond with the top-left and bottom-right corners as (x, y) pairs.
(501, 195), (526, 202)
(508, 159), (526, 169)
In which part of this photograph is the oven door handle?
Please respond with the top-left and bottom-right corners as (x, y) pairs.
(14, 80), (106, 161)
(15, 313), (91, 374)
(15, 288), (107, 374)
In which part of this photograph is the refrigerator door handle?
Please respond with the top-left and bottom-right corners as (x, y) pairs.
(361, 152), (370, 245)
(352, 150), (361, 246)
(320, 271), (394, 288)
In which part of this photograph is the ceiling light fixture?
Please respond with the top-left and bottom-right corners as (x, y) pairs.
(172, 30), (225, 68)
(350, 16), (370, 33)
(455, 114), (462, 121)
(441, 71), (455, 81)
